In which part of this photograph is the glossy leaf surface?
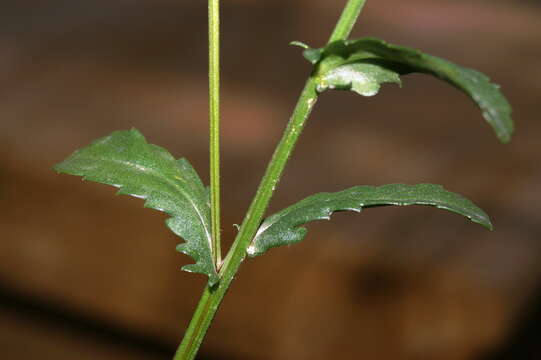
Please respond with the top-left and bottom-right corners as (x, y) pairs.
(301, 37), (513, 143)
(319, 61), (401, 96)
(248, 184), (492, 257)
(54, 129), (219, 284)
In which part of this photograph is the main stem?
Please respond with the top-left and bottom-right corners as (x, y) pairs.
(328, 0), (367, 42)
(209, 0), (221, 265)
(173, 1), (367, 359)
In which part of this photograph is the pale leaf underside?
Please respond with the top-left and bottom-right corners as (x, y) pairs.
(318, 61), (402, 96)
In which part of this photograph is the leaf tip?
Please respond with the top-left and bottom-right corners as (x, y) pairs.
(289, 40), (323, 64)
(51, 163), (63, 174)
(52, 158), (80, 177)
(176, 243), (188, 255)
(290, 40), (309, 50)
(497, 130), (513, 144)
(181, 260), (220, 286)
(476, 216), (494, 231)
(128, 127), (143, 136)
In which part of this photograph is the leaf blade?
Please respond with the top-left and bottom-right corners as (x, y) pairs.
(248, 184), (492, 257)
(303, 37), (514, 143)
(54, 129), (219, 284)
(318, 61), (402, 97)
(351, 38), (513, 143)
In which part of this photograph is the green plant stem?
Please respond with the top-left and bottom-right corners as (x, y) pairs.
(174, 78), (319, 360)
(328, 0), (367, 42)
(209, 0), (221, 266)
(173, 1), (366, 359)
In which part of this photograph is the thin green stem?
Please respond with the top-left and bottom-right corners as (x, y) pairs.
(173, 0), (367, 359)
(174, 78), (319, 360)
(328, 0), (367, 42)
(209, 0), (221, 266)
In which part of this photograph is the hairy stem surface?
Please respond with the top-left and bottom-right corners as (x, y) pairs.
(173, 0), (367, 358)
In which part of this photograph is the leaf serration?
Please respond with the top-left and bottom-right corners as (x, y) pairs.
(54, 128), (219, 285)
(249, 183), (492, 257)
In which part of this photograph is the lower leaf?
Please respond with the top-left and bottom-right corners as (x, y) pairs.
(248, 183), (492, 257)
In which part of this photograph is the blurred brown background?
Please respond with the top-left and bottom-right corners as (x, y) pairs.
(1, 0), (540, 359)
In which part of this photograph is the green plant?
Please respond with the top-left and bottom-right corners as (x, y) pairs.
(53, 0), (514, 358)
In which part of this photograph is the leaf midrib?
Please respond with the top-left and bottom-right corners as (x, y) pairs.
(256, 194), (485, 239)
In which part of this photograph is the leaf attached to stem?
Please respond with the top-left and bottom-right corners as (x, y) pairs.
(54, 129), (219, 285)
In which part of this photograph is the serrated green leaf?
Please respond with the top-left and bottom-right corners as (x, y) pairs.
(248, 184), (492, 257)
(54, 128), (219, 285)
(301, 37), (513, 143)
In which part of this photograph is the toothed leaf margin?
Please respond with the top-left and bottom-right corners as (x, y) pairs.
(54, 129), (219, 285)
(248, 183), (492, 257)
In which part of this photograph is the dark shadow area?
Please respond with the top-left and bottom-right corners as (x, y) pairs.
(482, 282), (541, 360)
(0, 283), (225, 360)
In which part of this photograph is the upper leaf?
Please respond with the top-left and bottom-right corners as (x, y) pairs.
(54, 129), (219, 285)
(248, 184), (492, 257)
(300, 37), (514, 143)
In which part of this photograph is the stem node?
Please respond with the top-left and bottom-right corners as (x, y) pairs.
(174, 1), (368, 358)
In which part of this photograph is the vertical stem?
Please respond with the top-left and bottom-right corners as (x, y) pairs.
(328, 0), (367, 42)
(173, 0), (367, 359)
(209, 0), (222, 265)
(173, 78), (319, 360)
